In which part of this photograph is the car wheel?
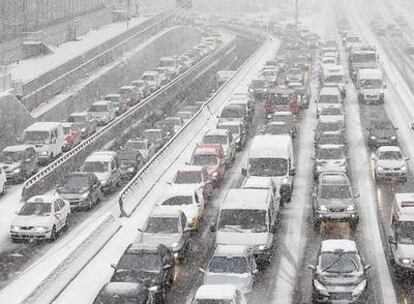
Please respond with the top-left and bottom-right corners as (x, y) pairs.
(50, 226), (57, 241)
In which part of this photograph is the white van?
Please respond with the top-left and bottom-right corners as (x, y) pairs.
(242, 135), (295, 204)
(193, 285), (247, 304)
(23, 122), (65, 164)
(357, 68), (385, 104)
(212, 188), (278, 267)
(88, 100), (116, 125)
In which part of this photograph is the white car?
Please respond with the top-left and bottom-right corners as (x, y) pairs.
(373, 146), (408, 183)
(317, 105), (345, 125)
(159, 184), (205, 231)
(193, 285), (247, 304)
(0, 167), (5, 195)
(10, 195), (70, 242)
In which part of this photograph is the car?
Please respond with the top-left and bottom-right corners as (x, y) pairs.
(265, 85), (297, 115)
(285, 67), (304, 84)
(67, 112), (97, 138)
(81, 151), (121, 194)
(260, 68), (278, 84)
(218, 104), (249, 132)
(56, 172), (102, 210)
(312, 172), (359, 230)
(366, 120), (398, 148)
(372, 146), (408, 183)
(190, 144), (226, 186)
(143, 129), (169, 152)
(119, 85), (140, 107)
(314, 117), (344, 140)
(193, 285), (247, 304)
(138, 207), (191, 261)
(263, 121), (292, 137)
(200, 245), (258, 294)
(93, 282), (154, 304)
(248, 79), (268, 99)
(88, 100), (116, 125)
(109, 243), (175, 303)
(0, 145), (37, 183)
(105, 94), (128, 116)
(172, 166), (213, 201)
(308, 240), (371, 304)
(315, 131), (347, 150)
(10, 195), (71, 242)
(229, 94), (255, 121)
(131, 79), (151, 99)
(154, 67), (170, 85)
(317, 105), (345, 125)
(124, 138), (156, 162)
(267, 111), (296, 137)
(159, 56), (180, 77)
(164, 116), (185, 134)
(202, 129), (236, 166)
(176, 111), (193, 124)
(118, 149), (144, 181)
(141, 71), (162, 91)
(313, 144), (348, 179)
(62, 123), (82, 152)
(216, 121), (246, 151)
(159, 184), (205, 231)
(317, 86), (343, 112)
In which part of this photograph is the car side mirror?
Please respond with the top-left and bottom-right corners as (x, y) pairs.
(307, 264), (316, 270)
(110, 264), (117, 270)
(164, 264), (172, 270)
(199, 267), (206, 274)
(364, 264), (372, 271)
(210, 223), (216, 232)
(290, 168), (296, 176)
(252, 269), (259, 275)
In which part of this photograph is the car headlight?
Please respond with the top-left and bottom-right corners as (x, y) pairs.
(313, 280), (329, 296)
(377, 166), (384, 171)
(257, 244), (267, 251)
(81, 191), (89, 199)
(149, 286), (159, 292)
(352, 279), (367, 297)
(81, 127), (86, 132)
(391, 136), (397, 140)
(267, 114), (272, 119)
(34, 226), (48, 233)
(41, 151), (49, 156)
(347, 204), (355, 211)
(370, 136), (376, 140)
(127, 167), (135, 172)
(400, 258), (411, 265)
(11, 225), (20, 232)
(319, 205), (328, 211)
(282, 177), (289, 184)
(212, 172), (218, 177)
(401, 166), (407, 171)
(12, 167), (21, 173)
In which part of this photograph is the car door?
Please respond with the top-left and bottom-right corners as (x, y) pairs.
(53, 200), (64, 231)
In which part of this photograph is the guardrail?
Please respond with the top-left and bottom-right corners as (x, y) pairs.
(119, 33), (268, 216)
(21, 37), (238, 201)
(22, 10), (176, 112)
(0, 212), (121, 304)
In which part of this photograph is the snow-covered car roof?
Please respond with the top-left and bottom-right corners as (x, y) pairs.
(319, 86), (341, 95)
(195, 284), (237, 300)
(204, 129), (228, 136)
(249, 135), (291, 159)
(2, 145), (34, 152)
(214, 244), (251, 257)
(217, 121), (242, 127)
(358, 68), (382, 79)
(150, 206), (182, 218)
(241, 176), (274, 190)
(119, 85), (136, 90)
(321, 239), (357, 253)
(25, 122), (62, 132)
(222, 188), (270, 210)
(85, 151), (117, 163)
(142, 70), (158, 76)
(317, 144), (346, 150)
(320, 172), (349, 185)
(162, 184), (197, 198)
(318, 116), (343, 124)
(69, 112), (88, 117)
(99, 282), (146, 298)
(175, 165), (204, 173)
(377, 146), (402, 153)
(105, 94), (121, 98)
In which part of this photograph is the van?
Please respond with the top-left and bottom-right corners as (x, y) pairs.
(88, 100), (116, 125)
(81, 151), (121, 194)
(357, 68), (385, 104)
(212, 188), (278, 267)
(242, 135), (295, 204)
(23, 122), (65, 164)
(321, 64), (346, 97)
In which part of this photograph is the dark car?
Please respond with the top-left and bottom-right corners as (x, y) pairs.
(308, 239), (371, 304)
(118, 149), (144, 181)
(367, 120), (398, 148)
(315, 131), (347, 150)
(56, 172), (102, 211)
(93, 282), (152, 304)
(0, 145), (37, 183)
(110, 243), (175, 303)
(248, 79), (268, 99)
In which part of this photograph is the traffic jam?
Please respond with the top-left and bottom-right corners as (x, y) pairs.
(2, 2), (414, 304)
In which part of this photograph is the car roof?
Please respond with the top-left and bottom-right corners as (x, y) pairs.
(222, 188), (270, 210)
(150, 206), (182, 218)
(105, 94), (121, 98)
(143, 71), (158, 75)
(319, 86), (341, 95)
(101, 282), (146, 297)
(318, 144), (344, 150)
(320, 173), (349, 185)
(27, 195), (56, 204)
(217, 121), (242, 127)
(377, 146), (401, 153)
(249, 135), (291, 158)
(204, 129), (228, 136)
(358, 68), (381, 78)
(319, 116), (343, 123)
(85, 151), (117, 162)
(241, 177), (274, 189)
(91, 100), (112, 106)
(176, 165), (204, 173)
(120, 85), (135, 89)
(25, 122), (61, 131)
(127, 242), (162, 252)
(195, 285), (237, 300)
(214, 244), (250, 257)
(69, 112), (88, 117)
(162, 184), (197, 198)
(321, 239), (357, 253)
(2, 145), (34, 152)
(268, 121), (288, 126)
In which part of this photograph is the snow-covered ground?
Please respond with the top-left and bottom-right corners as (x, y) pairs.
(8, 17), (150, 83)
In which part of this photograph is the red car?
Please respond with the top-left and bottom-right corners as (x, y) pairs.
(172, 166), (213, 200)
(62, 123), (82, 151)
(265, 85), (298, 116)
(189, 144), (226, 187)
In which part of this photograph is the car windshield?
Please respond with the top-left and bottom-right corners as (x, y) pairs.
(378, 151), (402, 160)
(319, 94), (339, 103)
(360, 79), (382, 89)
(321, 108), (342, 116)
(270, 94), (291, 105)
(162, 196), (193, 206)
(249, 158), (288, 177)
(318, 134), (344, 145)
(144, 217), (179, 234)
(318, 123), (342, 132)
(125, 141), (147, 150)
(68, 115), (86, 122)
(203, 135), (227, 145)
(0, 150), (25, 162)
(317, 148), (344, 160)
(93, 294), (139, 304)
(319, 252), (361, 273)
(118, 251), (161, 272)
(208, 256), (249, 274)
(320, 184), (352, 199)
(19, 202), (51, 216)
(219, 209), (267, 232)
(89, 105), (108, 112)
(220, 106), (246, 119)
(325, 75), (344, 83)
(24, 131), (50, 144)
(83, 161), (109, 173)
(351, 53), (376, 63)
(264, 124), (290, 135)
(395, 221), (414, 244)
(60, 175), (89, 193)
(192, 154), (218, 166)
(174, 171), (202, 184)
(251, 80), (266, 88)
(371, 121), (394, 130)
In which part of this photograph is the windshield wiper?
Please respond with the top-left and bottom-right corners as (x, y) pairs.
(322, 255), (344, 273)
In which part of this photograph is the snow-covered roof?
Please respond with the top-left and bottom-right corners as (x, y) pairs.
(162, 184), (197, 198)
(214, 244), (250, 257)
(204, 129), (228, 136)
(69, 112), (87, 117)
(270, 111), (292, 116)
(323, 64), (344, 75)
(24, 122), (62, 132)
(85, 151), (116, 163)
(2, 145), (34, 152)
(318, 144), (344, 150)
(142, 70), (158, 76)
(101, 282), (145, 297)
(241, 177), (274, 190)
(321, 239), (357, 253)
(393, 193), (414, 221)
(222, 188), (270, 210)
(319, 86), (341, 95)
(377, 146), (401, 153)
(128, 242), (160, 252)
(268, 121), (287, 126)
(176, 165), (203, 173)
(358, 68), (382, 79)
(119, 85), (135, 90)
(217, 121), (242, 127)
(150, 206), (182, 218)
(319, 116), (343, 123)
(195, 284), (237, 300)
(249, 135), (291, 159)
(105, 94), (121, 98)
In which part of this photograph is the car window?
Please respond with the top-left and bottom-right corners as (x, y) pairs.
(181, 213), (187, 230)
(54, 201), (60, 212)
(57, 199), (65, 210)
(195, 193), (199, 204)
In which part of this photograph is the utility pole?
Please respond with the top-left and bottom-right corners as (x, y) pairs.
(126, 0), (130, 29)
(295, 0), (299, 28)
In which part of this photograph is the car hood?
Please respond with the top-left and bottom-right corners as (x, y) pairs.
(317, 273), (364, 292)
(140, 233), (181, 248)
(204, 273), (251, 290)
(319, 198), (354, 208)
(1, 162), (21, 172)
(247, 175), (287, 189)
(216, 231), (269, 247)
(361, 88), (382, 94)
(12, 215), (52, 227)
(377, 159), (405, 169)
(58, 192), (85, 200)
(395, 244), (414, 258)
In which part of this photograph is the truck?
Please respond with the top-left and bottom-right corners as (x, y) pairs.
(348, 45), (378, 82)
